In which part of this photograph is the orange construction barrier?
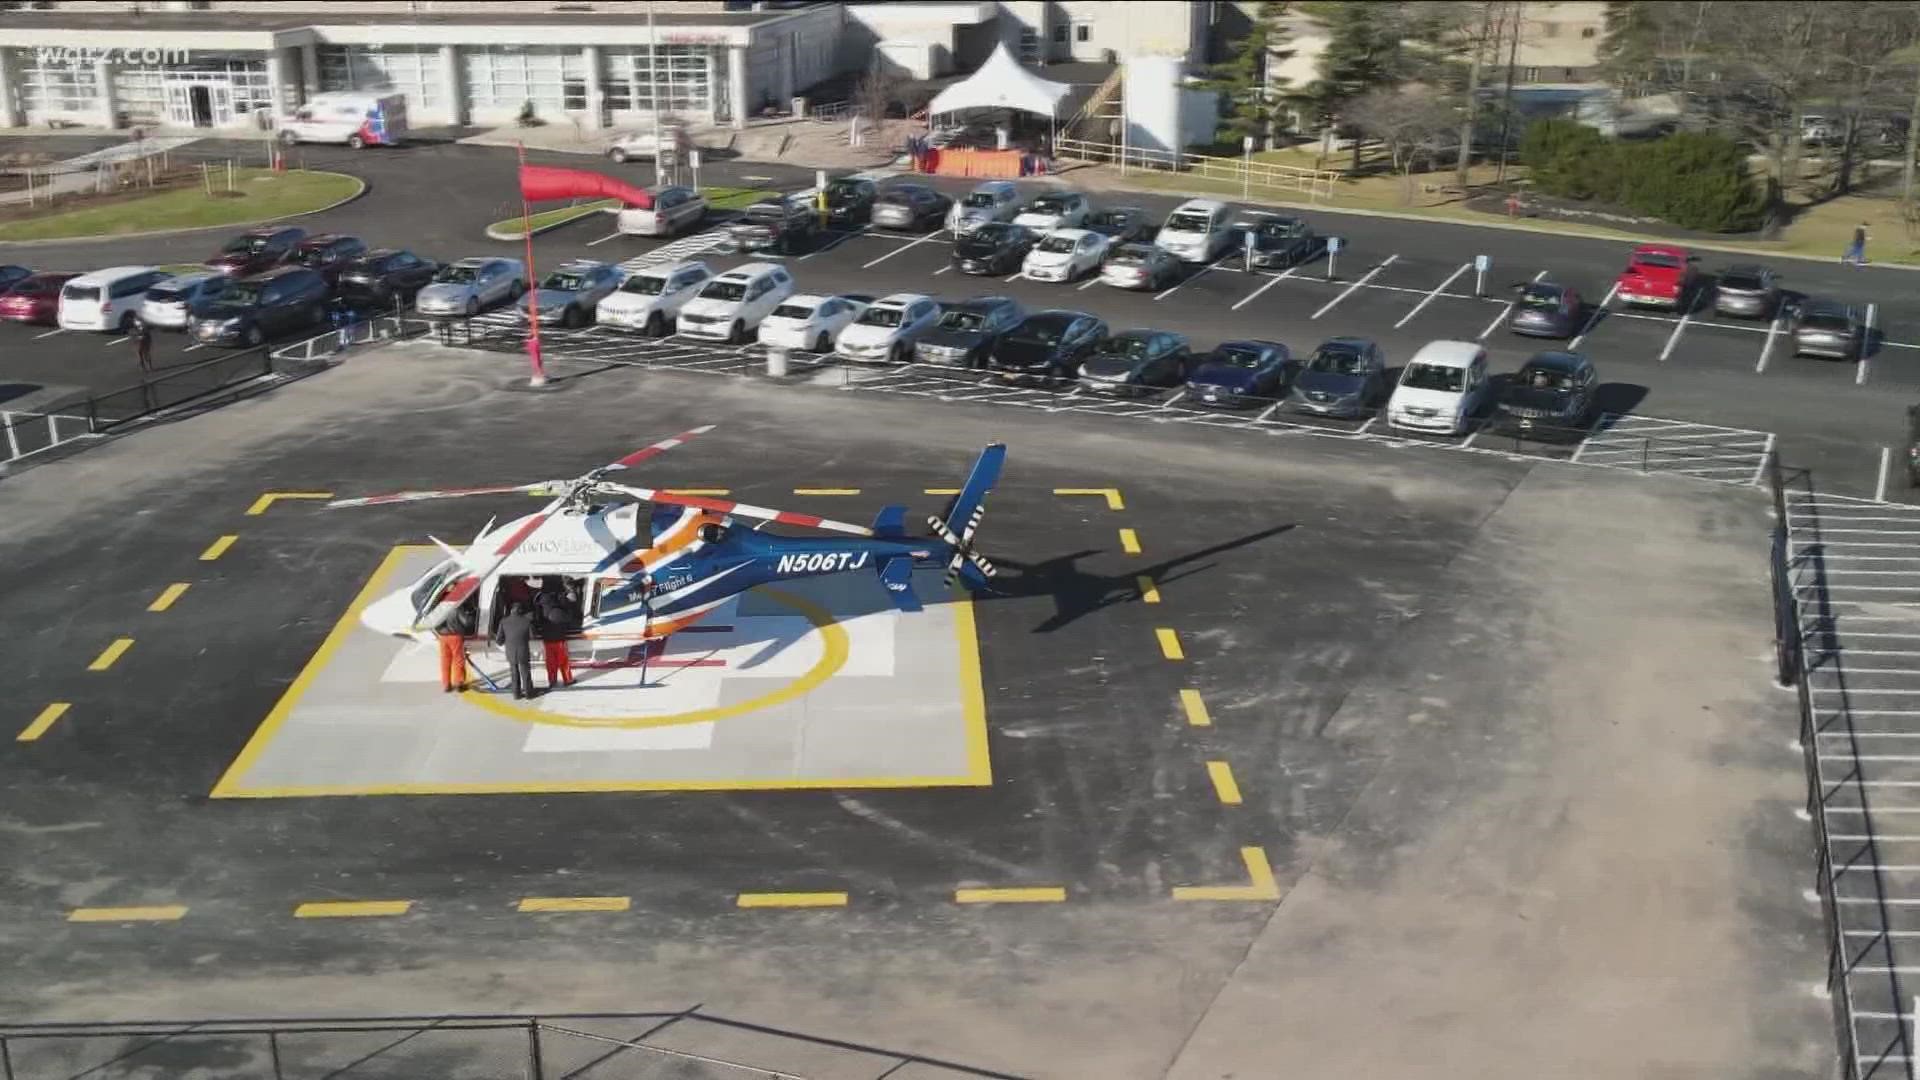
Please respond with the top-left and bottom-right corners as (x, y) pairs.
(924, 148), (1025, 179)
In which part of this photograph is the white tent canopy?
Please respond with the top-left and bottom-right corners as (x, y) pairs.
(925, 43), (1073, 120)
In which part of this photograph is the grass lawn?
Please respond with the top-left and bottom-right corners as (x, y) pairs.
(486, 187), (776, 237)
(0, 169), (361, 241)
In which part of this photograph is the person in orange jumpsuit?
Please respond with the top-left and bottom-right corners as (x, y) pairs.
(535, 579), (577, 688)
(435, 597), (478, 692)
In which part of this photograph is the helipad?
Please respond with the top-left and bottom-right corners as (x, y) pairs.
(211, 546), (990, 797)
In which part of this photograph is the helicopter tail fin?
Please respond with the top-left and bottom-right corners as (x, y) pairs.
(871, 504), (909, 538)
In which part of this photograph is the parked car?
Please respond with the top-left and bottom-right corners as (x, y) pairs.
(947, 180), (1022, 235)
(990, 309), (1108, 386)
(1507, 281), (1582, 338)
(836, 292), (941, 363)
(205, 225), (306, 276)
(524, 260), (623, 328)
(290, 234), (369, 286)
(0, 271), (81, 325)
(757, 293), (870, 353)
(872, 184), (951, 231)
(1099, 243), (1180, 291)
(615, 185), (707, 238)
(188, 265), (330, 347)
(337, 249), (438, 308)
(415, 257), (525, 318)
(677, 262), (796, 343)
(1289, 337), (1388, 418)
(914, 296), (1024, 367)
(1235, 213), (1316, 269)
(1078, 329), (1192, 395)
(1791, 299), (1865, 360)
(1022, 228), (1109, 282)
(604, 127), (678, 163)
(597, 260), (714, 336)
(1713, 264), (1782, 319)
(58, 266), (171, 333)
(138, 271), (231, 330)
(1013, 190), (1093, 232)
(1155, 199), (1235, 263)
(727, 197), (817, 254)
(0, 265), (30, 293)
(1615, 243), (1696, 310)
(952, 223), (1038, 276)
(1184, 340), (1294, 407)
(1086, 207), (1153, 244)
(1387, 340), (1493, 435)
(1492, 350), (1598, 436)
(823, 176), (878, 226)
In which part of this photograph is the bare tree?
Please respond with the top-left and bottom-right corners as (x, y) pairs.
(1345, 86), (1459, 203)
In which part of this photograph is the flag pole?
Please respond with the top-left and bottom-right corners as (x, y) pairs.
(515, 141), (548, 388)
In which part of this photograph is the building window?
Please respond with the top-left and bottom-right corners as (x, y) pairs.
(319, 45), (443, 110)
(461, 45), (582, 115)
(1052, 24), (1068, 43)
(1581, 26), (1597, 38)
(1076, 24), (1090, 43)
(1522, 66), (1540, 83)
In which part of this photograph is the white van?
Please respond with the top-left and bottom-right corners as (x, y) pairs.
(675, 262), (796, 343)
(278, 92), (408, 149)
(595, 260), (714, 336)
(59, 266), (171, 333)
(1387, 340), (1493, 435)
(1154, 198), (1234, 263)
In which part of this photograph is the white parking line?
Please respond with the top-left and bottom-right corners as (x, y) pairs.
(1231, 265), (1298, 311)
(1568, 281), (1618, 350)
(1356, 415), (1379, 435)
(1393, 262), (1470, 329)
(800, 225), (868, 262)
(1076, 275), (1104, 291)
(1879, 446), (1893, 503)
(107, 335), (130, 346)
(182, 342), (206, 353)
(1312, 255), (1398, 320)
(1154, 251), (1236, 301)
(33, 328), (65, 339)
(1750, 432), (1775, 486)
(861, 229), (946, 269)
(1859, 302), (1879, 385)
(1658, 306), (1692, 361)
(932, 265), (951, 276)
(586, 231), (624, 247)
(1756, 309), (1787, 373)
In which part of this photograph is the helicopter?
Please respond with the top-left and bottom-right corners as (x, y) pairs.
(330, 426), (1003, 649)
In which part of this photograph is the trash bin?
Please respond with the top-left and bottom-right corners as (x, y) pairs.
(767, 348), (789, 377)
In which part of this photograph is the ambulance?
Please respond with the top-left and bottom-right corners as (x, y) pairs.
(278, 92), (409, 149)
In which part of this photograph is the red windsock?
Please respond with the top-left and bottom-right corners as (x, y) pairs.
(518, 164), (655, 209)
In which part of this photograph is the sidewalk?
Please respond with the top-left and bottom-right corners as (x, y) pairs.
(0, 135), (201, 207)
(458, 115), (912, 172)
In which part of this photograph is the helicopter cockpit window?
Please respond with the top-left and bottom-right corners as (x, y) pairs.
(699, 523), (728, 544)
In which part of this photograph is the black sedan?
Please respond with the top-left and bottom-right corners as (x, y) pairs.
(1507, 281), (1581, 338)
(951, 223), (1038, 276)
(1086, 207), (1153, 244)
(1492, 350), (1597, 437)
(989, 310), (1108, 386)
(914, 296), (1024, 367)
(337, 248), (439, 308)
(1235, 214), (1317, 269)
(1289, 337), (1387, 418)
(1077, 329), (1192, 395)
(1184, 340), (1293, 407)
(823, 177), (877, 226)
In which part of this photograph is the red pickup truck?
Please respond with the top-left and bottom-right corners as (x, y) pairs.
(1614, 243), (1697, 310)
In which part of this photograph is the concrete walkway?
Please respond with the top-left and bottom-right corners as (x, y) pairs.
(0, 135), (201, 207)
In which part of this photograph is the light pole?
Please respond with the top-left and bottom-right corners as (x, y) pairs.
(649, 0), (664, 187)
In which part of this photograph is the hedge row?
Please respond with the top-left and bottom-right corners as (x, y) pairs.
(1518, 118), (1766, 233)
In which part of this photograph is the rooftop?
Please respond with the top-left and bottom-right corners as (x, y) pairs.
(0, 8), (798, 31)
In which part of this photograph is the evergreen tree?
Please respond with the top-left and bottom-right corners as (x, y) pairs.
(1303, 1), (1407, 173)
(1197, 2), (1296, 148)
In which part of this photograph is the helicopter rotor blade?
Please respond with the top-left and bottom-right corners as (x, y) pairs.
(605, 424), (717, 472)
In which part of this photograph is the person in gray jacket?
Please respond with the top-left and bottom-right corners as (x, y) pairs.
(493, 600), (537, 699)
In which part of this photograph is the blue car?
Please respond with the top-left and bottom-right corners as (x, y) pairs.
(1184, 339), (1293, 407)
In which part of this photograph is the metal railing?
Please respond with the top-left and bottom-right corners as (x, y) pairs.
(1052, 137), (1340, 202)
(0, 408), (96, 464)
(0, 1010), (1028, 1080)
(809, 100), (865, 123)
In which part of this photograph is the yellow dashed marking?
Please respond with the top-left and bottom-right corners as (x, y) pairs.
(199, 535), (238, 561)
(736, 892), (848, 909)
(1179, 689), (1212, 727)
(1156, 628), (1184, 661)
(663, 488), (731, 496)
(1119, 528), (1142, 555)
(1207, 761), (1243, 805)
(924, 487), (962, 496)
(293, 900), (412, 919)
(147, 583), (190, 612)
(68, 905), (188, 923)
(793, 488), (861, 496)
(1172, 847), (1282, 902)
(1137, 575), (1161, 603)
(1053, 487), (1125, 510)
(517, 896), (630, 913)
(18, 702), (70, 742)
(246, 492), (333, 516)
(954, 887), (1066, 904)
(88, 638), (134, 672)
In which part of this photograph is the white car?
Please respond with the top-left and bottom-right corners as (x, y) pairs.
(1155, 198), (1235, 263)
(596, 260), (713, 336)
(1013, 191), (1092, 232)
(946, 180), (1021, 236)
(757, 293), (871, 352)
(605, 125), (683, 164)
(675, 262), (796, 343)
(1386, 340), (1493, 435)
(1021, 229), (1109, 283)
(835, 293), (941, 363)
(59, 266), (171, 333)
(614, 186), (707, 238)
(138, 271), (229, 330)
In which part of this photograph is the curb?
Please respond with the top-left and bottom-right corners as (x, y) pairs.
(484, 204), (619, 242)
(0, 170), (367, 248)
(1078, 167), (1920, 275)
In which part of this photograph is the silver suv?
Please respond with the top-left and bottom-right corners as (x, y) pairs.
(525, 260), (622, 328)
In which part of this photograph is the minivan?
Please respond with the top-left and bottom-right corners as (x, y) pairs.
(676, 262), (796, 343)
(139, 271), (231, 331)
(615, 186), (708, 238)
(1387, 340), (1493, 435)
(59, 266), (171, 333)
(188, 266), (330, 348)
(947, 180), (1022, 235)
(1154, 199), (1235, 264)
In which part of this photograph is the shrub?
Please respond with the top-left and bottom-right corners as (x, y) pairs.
(1519, 118), (1764, 233)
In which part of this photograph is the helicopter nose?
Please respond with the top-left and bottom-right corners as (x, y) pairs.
(361, 589), (422, 640)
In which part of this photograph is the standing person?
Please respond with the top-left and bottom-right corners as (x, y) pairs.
(493, 600), (537, 700)
(435, 597), (477, 693)
(132, 319), (153, 374)
(1844, 222), (1869, 267)
(536, 580), (577, 689)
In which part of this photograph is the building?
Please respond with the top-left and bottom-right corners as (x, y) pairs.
(1264, 1), (1609, 98)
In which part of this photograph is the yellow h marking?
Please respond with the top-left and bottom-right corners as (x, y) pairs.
(148, 583), (190, 612)
(518, 896), (630, 913)
(18, 702), (70, 742)
(68, 905), (188, 923)
(294, 900), (412, 918)
(1172, 847), (1282, 902)
(1119, 528), (1142, 555)
(199, 535), (238, 561)
(1179, 689), (1211, 727)
(663, 489), (731, 496)
(1053, 487), (1125, 510)
(954, 887), (1066, 904)
(246, 492), (333, 516)
(1156, 628), (1184, 660)
(88, 638), (134, 671)
(736, 892), (847, 909)
(1206, 761), (1243, 805)
(793, 488), (861, 496)
(1137, 575), (1161, 603)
